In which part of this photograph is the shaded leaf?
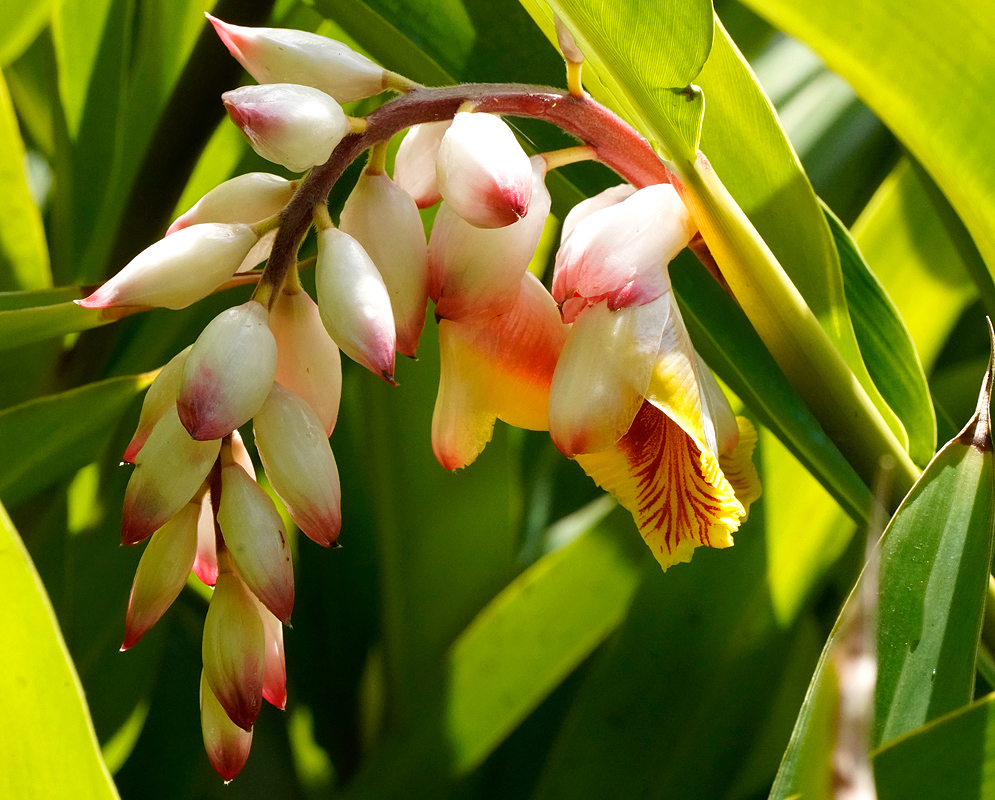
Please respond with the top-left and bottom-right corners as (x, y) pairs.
(0, 298), (110, 351)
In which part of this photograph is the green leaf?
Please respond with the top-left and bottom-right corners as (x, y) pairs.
(873, 692), (995, 800)
(0, 70), (50, 290)
(771, 349), (995, 796)
(737, 0), (995, 282)
(0, 501), (120, 800)
(0, 298), (111, 351)
(0, 0), (57, 65)
(0, 374), (152, 507)
(517, 0), (711, 160)
(825, 204), (936, 466)
(341, 503), (646, 798)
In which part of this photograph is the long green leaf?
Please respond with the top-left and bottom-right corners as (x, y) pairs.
(738, 0), (995, 282)
(0, 299), (111, 351)
(0, 374), (151, 507)
(0, 502), (120, 800)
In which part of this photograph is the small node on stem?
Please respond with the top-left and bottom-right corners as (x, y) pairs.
(384, 71), (421, 93)
(365, 141), (389, 176)
(553, 15), (585, 97)
(348, 116), (368, 134)
(282, 263), (305, 294)
(250, 213), (282, 237)
(313, 203), (334, 231)
(542, 145), (597, 171)
(250, 279), (274, 309)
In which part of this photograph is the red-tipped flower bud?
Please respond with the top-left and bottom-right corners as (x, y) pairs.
(269, 287), (342, 436)
(254, 598), (287, 710)
(393, 121), (450, 208)
(207, 15), (388, 104)
(560, 183), (635, 243)
(202, 563), (266, 731)
(340, 171), (429, 357)
(77, 223), (258, 310)
(200, 670), (253, 782)
(124, 346), (190, 463)
(223, 84), (351, 173)
(253, 383), (342, 547)
(121, 500), (200, 650)
(436, 112), (533, 229)
(167, 173), (295, 236)
(177, 300), (278, 441)
(122, 407), (221, 545)
(315, 227), (396, 382)
(193, 491), (219, 587)
(218, 463), (295, 624)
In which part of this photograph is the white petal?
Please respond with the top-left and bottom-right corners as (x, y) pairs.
(560, 183), (635, 243)
(168, 173), (294, 235)
(394, 121), (450, 208)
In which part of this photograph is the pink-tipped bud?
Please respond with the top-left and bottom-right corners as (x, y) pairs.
(339, 171), (429, 357)
(254, 598), (287, 710)
(193, 491), (219, 587)
(429, 156), (550, 322)
(393, 121), (450, 208)
(167, 173), (295, 236)
(552, 183), (695, 317)
(230, 429), (256, 479)
(124, 346), (191, 463)
(253, 383), (341, 547)
(77, 223), (258, 310)
(177, 300), (278, 441)
(315, 227), (396, 382)
(223, 84), (351, 173)
(218, 463), (295, 624)
(203, 564), (266, 731)
(560, 183), (636, 243)
(436, 112), (533, 229)
(269, 288), (342, 436)
(207, 15), (387, 104)
(121, 500), (200, 650)
(122, 407), (221, 545)
(200, 670), (253, 781)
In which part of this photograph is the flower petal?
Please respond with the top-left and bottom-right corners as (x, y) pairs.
(560, 183), (635, 244)
(719, 416), (762, 519)
(254, 599), (287, 710)
(124, 346), (190, 463)
(576, 401), (746, 570)
(394, 121), (450, 208)
(167, 173), (294, 235)
(200, 671), (253, 782)
(193, 491), (219, 587)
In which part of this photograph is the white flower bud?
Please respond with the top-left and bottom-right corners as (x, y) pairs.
(253, 383), (341, 547)
(223, 84), (351, 173)
(436, 112), (533, 228)
(207, 15), (388, 104)
(393, 121), (450, 208)
(315, 227), (396, 382)
(177, 300), (278, 441)
(253, 597), (287, 710)
(193, 491), (218, 587)
(77, 223), (258, 310)
(124, 346), (191, 463)
(269, 287), (342, 436)
(339, 171), (429, 357)
(560, 183), (635, 243)
(167, 173), (295, 235)
(201, 671), (253, 781)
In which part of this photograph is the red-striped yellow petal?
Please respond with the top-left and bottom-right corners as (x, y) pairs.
(719, 416), (762, 519)
(432, 272), (566, 470)
(576, 401), (747, 571)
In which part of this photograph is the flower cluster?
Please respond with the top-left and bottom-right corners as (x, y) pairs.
(79, 15), (761, 780)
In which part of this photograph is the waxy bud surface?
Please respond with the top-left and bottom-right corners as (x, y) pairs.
(436, 112), (533, 229)
(208, 15), (387, 104)
(194, 491), (219, 587)
(218, 463), (295, 624)
(78, 223), (258, 310)
(122, 500), (200, 650)
(394, 121), (450, 208)
(124, 346), (190, 463)
(340, 171), (429, 357)
(177, 300), (278, 441)
(122, 407), (221, 545)
(167, 173), (295, 235)
(254, 598), (288, 710)
(315, 227), (396, 381)
(560, 183), (635, 243)
(253, 383), (342, 547)
(223, 84), (351, 173)
(200, 671), (253, 781)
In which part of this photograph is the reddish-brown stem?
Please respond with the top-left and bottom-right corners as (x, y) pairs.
(262, 83), (671, 302)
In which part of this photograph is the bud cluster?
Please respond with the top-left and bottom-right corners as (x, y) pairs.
(85, 14), (760, 780)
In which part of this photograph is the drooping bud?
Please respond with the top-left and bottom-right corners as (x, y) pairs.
(121, 500), (200, 650)
(223, 84), (351, 173)
(255, 598), (287, 710)
(253, 383), (341, 547)
(429, 156), (550, 322)
(393, 121), (450, 208)
(315, 227), (396, 382)
(269, 286), (342, 436)
(124, 346), (191, 463)
(177, 300), (278, 441)
(77, 223), (259, 310)
(339, 171), (429, 357)
(193, 491), (219, 587)
(552, 183), (695, 317)
(201, 670), (253, 782)
(436, 112), (533, 229)
(167, 173), (295, 235)
(122, 407), (221, 545)
(207, 15), (388, 104)
(218, 463), (295, 624)
(560, 183), (635, 243)
(202, 559), (266, 731)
